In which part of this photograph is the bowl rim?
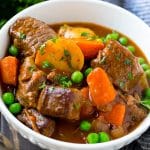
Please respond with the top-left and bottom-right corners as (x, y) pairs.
(0, 0), (150, 149)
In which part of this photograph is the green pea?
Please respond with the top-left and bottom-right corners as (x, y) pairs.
(71, 71), (83, 83)
(84, 68), (93, 77)
(80, 120), (91, 132)
(119, 37), (128, 46)
(99, 132), (110, 143)
(111, 32), (119, 40)
(87, 133), (99, 144)
(145, 69), (150, 78)
(144, 88), (150, 98)
(105, 34), (112, 42)
(2, 92), (15, 105)
(141, 64), (150, 71)
(127, 45), (135, 53)
(8, 45), (19, 56)
(9, 103), (22, 115)
(138, 57), (145, 65)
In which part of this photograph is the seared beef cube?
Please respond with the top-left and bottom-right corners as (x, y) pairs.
(37, 86), (84, 120)
(10, 17), (56, 56)
(92, 116), (110, 133)
(126, 95), (147, 122)
(91, 40), (144, 92)
(16, 56), (46, 108)
(17, 109), (55, 137)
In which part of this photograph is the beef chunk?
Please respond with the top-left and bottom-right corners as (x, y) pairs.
(91, 40), (144, 92)
(126, 95), (147, 122)
(92, 116), (110, 132)
(37, 86), (84, 120)
(10, 17), (56, 57)
(17, 109), (55, 137)
(16, 56), (46, 108)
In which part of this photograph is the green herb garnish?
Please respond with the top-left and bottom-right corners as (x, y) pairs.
(19, 32), (26, 40)
(28, 65), (36, 72)
(128, 72), (134, 80)
(39, 82), (46, 90)
(50, 36), (58, 43)
(140, 99), (150, 109)
(124, 58), (132, 65)
(39, 44), (46, 55)
(81, 32), (89, 37)
(42, 60), (53, 69)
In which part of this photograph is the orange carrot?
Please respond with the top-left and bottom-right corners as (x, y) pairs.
(0, 56), (18, 86)
(74, 38), (104, 59)
(81, 87), (89, 99)
(103, 103), (126, 126)
(87, 67), (117, 106)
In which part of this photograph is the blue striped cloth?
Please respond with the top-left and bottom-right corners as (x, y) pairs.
(1, 0), (150, 150)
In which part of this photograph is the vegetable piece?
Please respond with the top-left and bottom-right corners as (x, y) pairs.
(141, 64), (150, 71)
(9, 103), (22, 114)
(2, 92), (15, 105)
(58, 25), (95, 39)
(8, 45), (19, 56)
(87, 67), (117, 106)
(71, 71), (83, 83)
(74, 38), (104, 59)
(138, 57), (145, 65)
(144, 88), (150, 98)
(127, 45), (135, 53)
(145, 69), (150, 78)
(80, 120), (91, 131)
(140, 99), (150, 109)
(87, 133), (99, 144)
(105, 32), (119, 42)
(81, 87), (89, 99)
(84, 67), (93, 77)
(35, 38), (84, 73)
(99, 132), (110, 142)
(103, 103), (125, 126)
(119, 37), (128, 46)
(0, 56), (18, 86)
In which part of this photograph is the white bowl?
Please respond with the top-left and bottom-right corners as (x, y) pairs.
(0, 0), (150, 150)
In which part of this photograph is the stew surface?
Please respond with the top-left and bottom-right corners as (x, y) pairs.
(0, 17), (150, 144)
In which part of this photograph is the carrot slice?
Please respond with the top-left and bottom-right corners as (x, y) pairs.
(87, 67), (117, 106)
(74, 38), (104, 59)
(103, 103), (126, 126)
(0, 56), (18, 86)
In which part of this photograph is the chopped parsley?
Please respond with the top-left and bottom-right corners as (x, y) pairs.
(124, 58), (132, 65)
(81, 32), (89, 37)
(59, 76), (72, 88)
(39, 82), (46, 90)
(62, 49), (73, 69)
(128, 72), (134, 80)
(42, 60), (53, 69)
(39, 44), (46, 55)
(50, 36), (58, 43)
(54, 74), (72, 88)
(19, 32), (26, 40)
(28, 65), (36, 72)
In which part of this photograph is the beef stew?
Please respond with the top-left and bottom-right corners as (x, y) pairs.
(0, 17), (150, 144)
